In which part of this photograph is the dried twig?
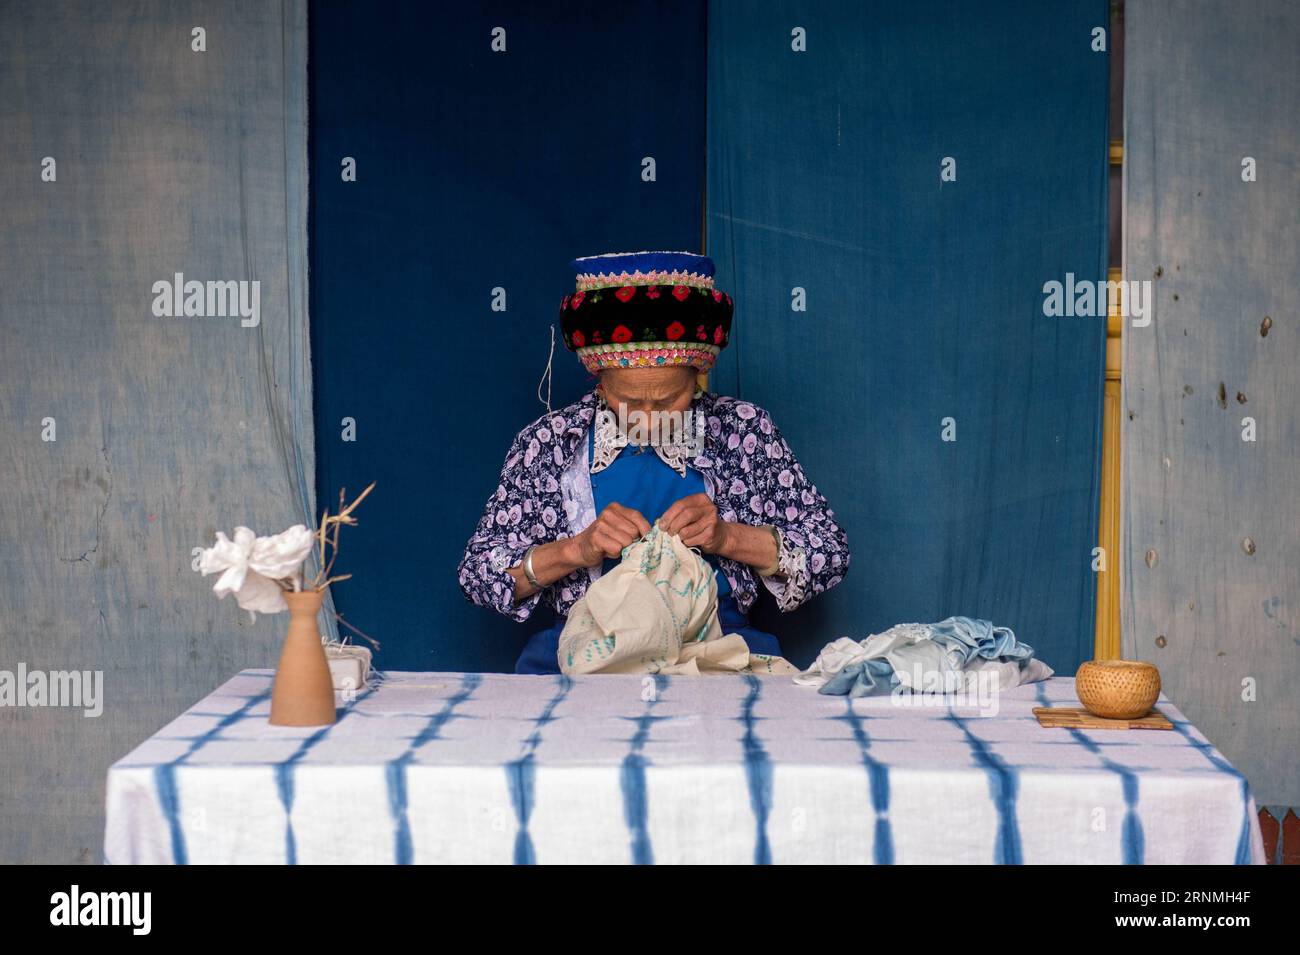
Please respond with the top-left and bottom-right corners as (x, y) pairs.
(306, 481), (376, 591)
(333, 611), (380, 650)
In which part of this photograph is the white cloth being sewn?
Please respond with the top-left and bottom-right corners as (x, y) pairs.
(557, 525), (796, 676)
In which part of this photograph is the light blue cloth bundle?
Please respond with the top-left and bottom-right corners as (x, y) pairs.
(927, 617), (1040, 666)
(798, 616), (1053, 698)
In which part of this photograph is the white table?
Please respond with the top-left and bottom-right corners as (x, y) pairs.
(104, 669), (1267, 864)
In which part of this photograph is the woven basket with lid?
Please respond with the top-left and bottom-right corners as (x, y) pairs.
(1075, 659), (1161, 719)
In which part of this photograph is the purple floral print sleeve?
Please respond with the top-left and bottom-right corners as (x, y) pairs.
(699, 396), (851, 613)
(455, 408), (585, 623)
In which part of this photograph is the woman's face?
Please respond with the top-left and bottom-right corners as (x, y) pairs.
(597, 366), (698, 429)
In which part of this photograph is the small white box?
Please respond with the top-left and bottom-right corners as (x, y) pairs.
(326, 644), (371, 692)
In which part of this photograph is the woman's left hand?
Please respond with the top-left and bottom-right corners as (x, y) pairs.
(658, 493), (728, 553)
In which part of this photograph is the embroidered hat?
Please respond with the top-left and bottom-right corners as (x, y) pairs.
(559, 250), (733, 373)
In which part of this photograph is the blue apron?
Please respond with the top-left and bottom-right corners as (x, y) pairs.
(514, 427), (782, 674)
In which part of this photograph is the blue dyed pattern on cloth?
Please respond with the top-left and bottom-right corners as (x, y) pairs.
(105, 670), (1267, 864)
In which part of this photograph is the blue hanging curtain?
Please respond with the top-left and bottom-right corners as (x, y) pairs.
(706, 0), (1110, 671)
(309, 0), (708, 670)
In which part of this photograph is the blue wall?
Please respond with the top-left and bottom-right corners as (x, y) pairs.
(308, 0), (708, 670)
(310, 0), (1108, 673)
(707, 0), (1110, 671)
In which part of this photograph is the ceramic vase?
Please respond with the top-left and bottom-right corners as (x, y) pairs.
(269, 589), (337, 727)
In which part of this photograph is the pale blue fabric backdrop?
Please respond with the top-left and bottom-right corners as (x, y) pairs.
(0, 0), (313, 864)
(1123, 0), (1300, 810)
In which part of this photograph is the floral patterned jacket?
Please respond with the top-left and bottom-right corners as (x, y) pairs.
(457, 388), (851, 623)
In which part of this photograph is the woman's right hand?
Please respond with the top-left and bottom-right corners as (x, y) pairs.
(571, 502), (651, 567)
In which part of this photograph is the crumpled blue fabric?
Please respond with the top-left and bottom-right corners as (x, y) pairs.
(815, 616), (1046, 698)
(820, 657), (897, 697)
(927, 617), (1038, 665)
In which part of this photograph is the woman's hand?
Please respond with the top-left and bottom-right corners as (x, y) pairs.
(508, 502), (649, 603)
(658, 493), (727, 553)
(660, 494), (781, 574)
(570, 502), (651, 567)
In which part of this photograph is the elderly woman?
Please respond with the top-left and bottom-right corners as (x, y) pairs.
(458, 250), (850, 673)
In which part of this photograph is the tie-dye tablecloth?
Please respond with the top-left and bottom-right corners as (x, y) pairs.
(103, 669), (1266, 864)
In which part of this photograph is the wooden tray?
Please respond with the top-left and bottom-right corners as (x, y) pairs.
(1033, 706), (1172, 730)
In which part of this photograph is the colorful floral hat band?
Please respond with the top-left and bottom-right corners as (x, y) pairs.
(576, 341), (722, 373)
(560, 250), (733, 373)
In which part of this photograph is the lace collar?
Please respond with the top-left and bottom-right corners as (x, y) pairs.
(591, 389), (705, 477)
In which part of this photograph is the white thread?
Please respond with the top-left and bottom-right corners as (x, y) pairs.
(537, 324), (555, 412)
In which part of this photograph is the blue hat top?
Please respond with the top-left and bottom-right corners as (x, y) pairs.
(571, 250), (715, 281)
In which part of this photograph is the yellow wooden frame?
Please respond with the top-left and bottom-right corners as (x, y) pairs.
(1095, 139), (1125, 659)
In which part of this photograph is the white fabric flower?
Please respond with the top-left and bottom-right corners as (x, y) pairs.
(199, 524), (315, 619)
(249, 524), (315, 579)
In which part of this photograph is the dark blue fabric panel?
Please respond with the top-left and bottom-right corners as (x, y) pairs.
(707, 0), (1109, 671)
(309, 1), (707, 670)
